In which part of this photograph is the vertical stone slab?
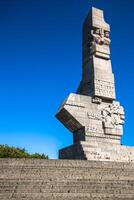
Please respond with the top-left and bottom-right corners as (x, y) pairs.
(77, 7), (116, 100)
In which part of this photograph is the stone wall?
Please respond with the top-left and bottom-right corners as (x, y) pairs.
(1, 158), (134, 199)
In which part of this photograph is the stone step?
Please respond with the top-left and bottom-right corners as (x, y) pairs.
(1, 159), (134, 199)
(1, 185), (134, 192)
(1, 159), (134, 169)
(7, 192), (134, 199)
(1, 180), (134, 195)
(1, 187), (134, 194)
(1, 169), (134, 180)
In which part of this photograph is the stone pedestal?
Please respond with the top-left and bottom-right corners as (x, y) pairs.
(56, 93), (130, 162)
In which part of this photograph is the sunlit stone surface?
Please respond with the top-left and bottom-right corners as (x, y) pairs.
(56, 7), (134, 162)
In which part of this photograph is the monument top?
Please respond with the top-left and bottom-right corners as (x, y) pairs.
(86, 7), (110, 31)
(77, 6), (115, 100)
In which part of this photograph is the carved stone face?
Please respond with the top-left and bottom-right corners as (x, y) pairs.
(105, 31), (110, 38)
(92, 27), (110, 38)
(94, 28), (100, 35)
(89, 26), (111, 59)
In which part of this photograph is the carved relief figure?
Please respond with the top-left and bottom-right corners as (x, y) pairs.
(90, 27), (111, 47)
(99, 102), (125, 129)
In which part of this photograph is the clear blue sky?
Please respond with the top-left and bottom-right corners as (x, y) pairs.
(0, 0), (134, 158)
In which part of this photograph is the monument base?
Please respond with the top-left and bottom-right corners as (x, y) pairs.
(56, 93), (128, 162)
(59, 141), (134, 162)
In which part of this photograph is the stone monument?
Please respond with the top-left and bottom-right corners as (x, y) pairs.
(2, 7), (134, 199)
(56, 7), (134, 162)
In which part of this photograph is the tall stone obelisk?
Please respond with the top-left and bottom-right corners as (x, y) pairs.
(77, 7), (115, 100)
(55, 7), (134, 162)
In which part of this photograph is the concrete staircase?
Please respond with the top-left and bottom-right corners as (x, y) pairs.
(1, 159), (134, 200)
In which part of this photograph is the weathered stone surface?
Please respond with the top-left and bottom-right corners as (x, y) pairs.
(1, 159), (134, 199)
(56, 93), (124, 142)
(77, 7), (115, 100)
(55, 7), (134, 162)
